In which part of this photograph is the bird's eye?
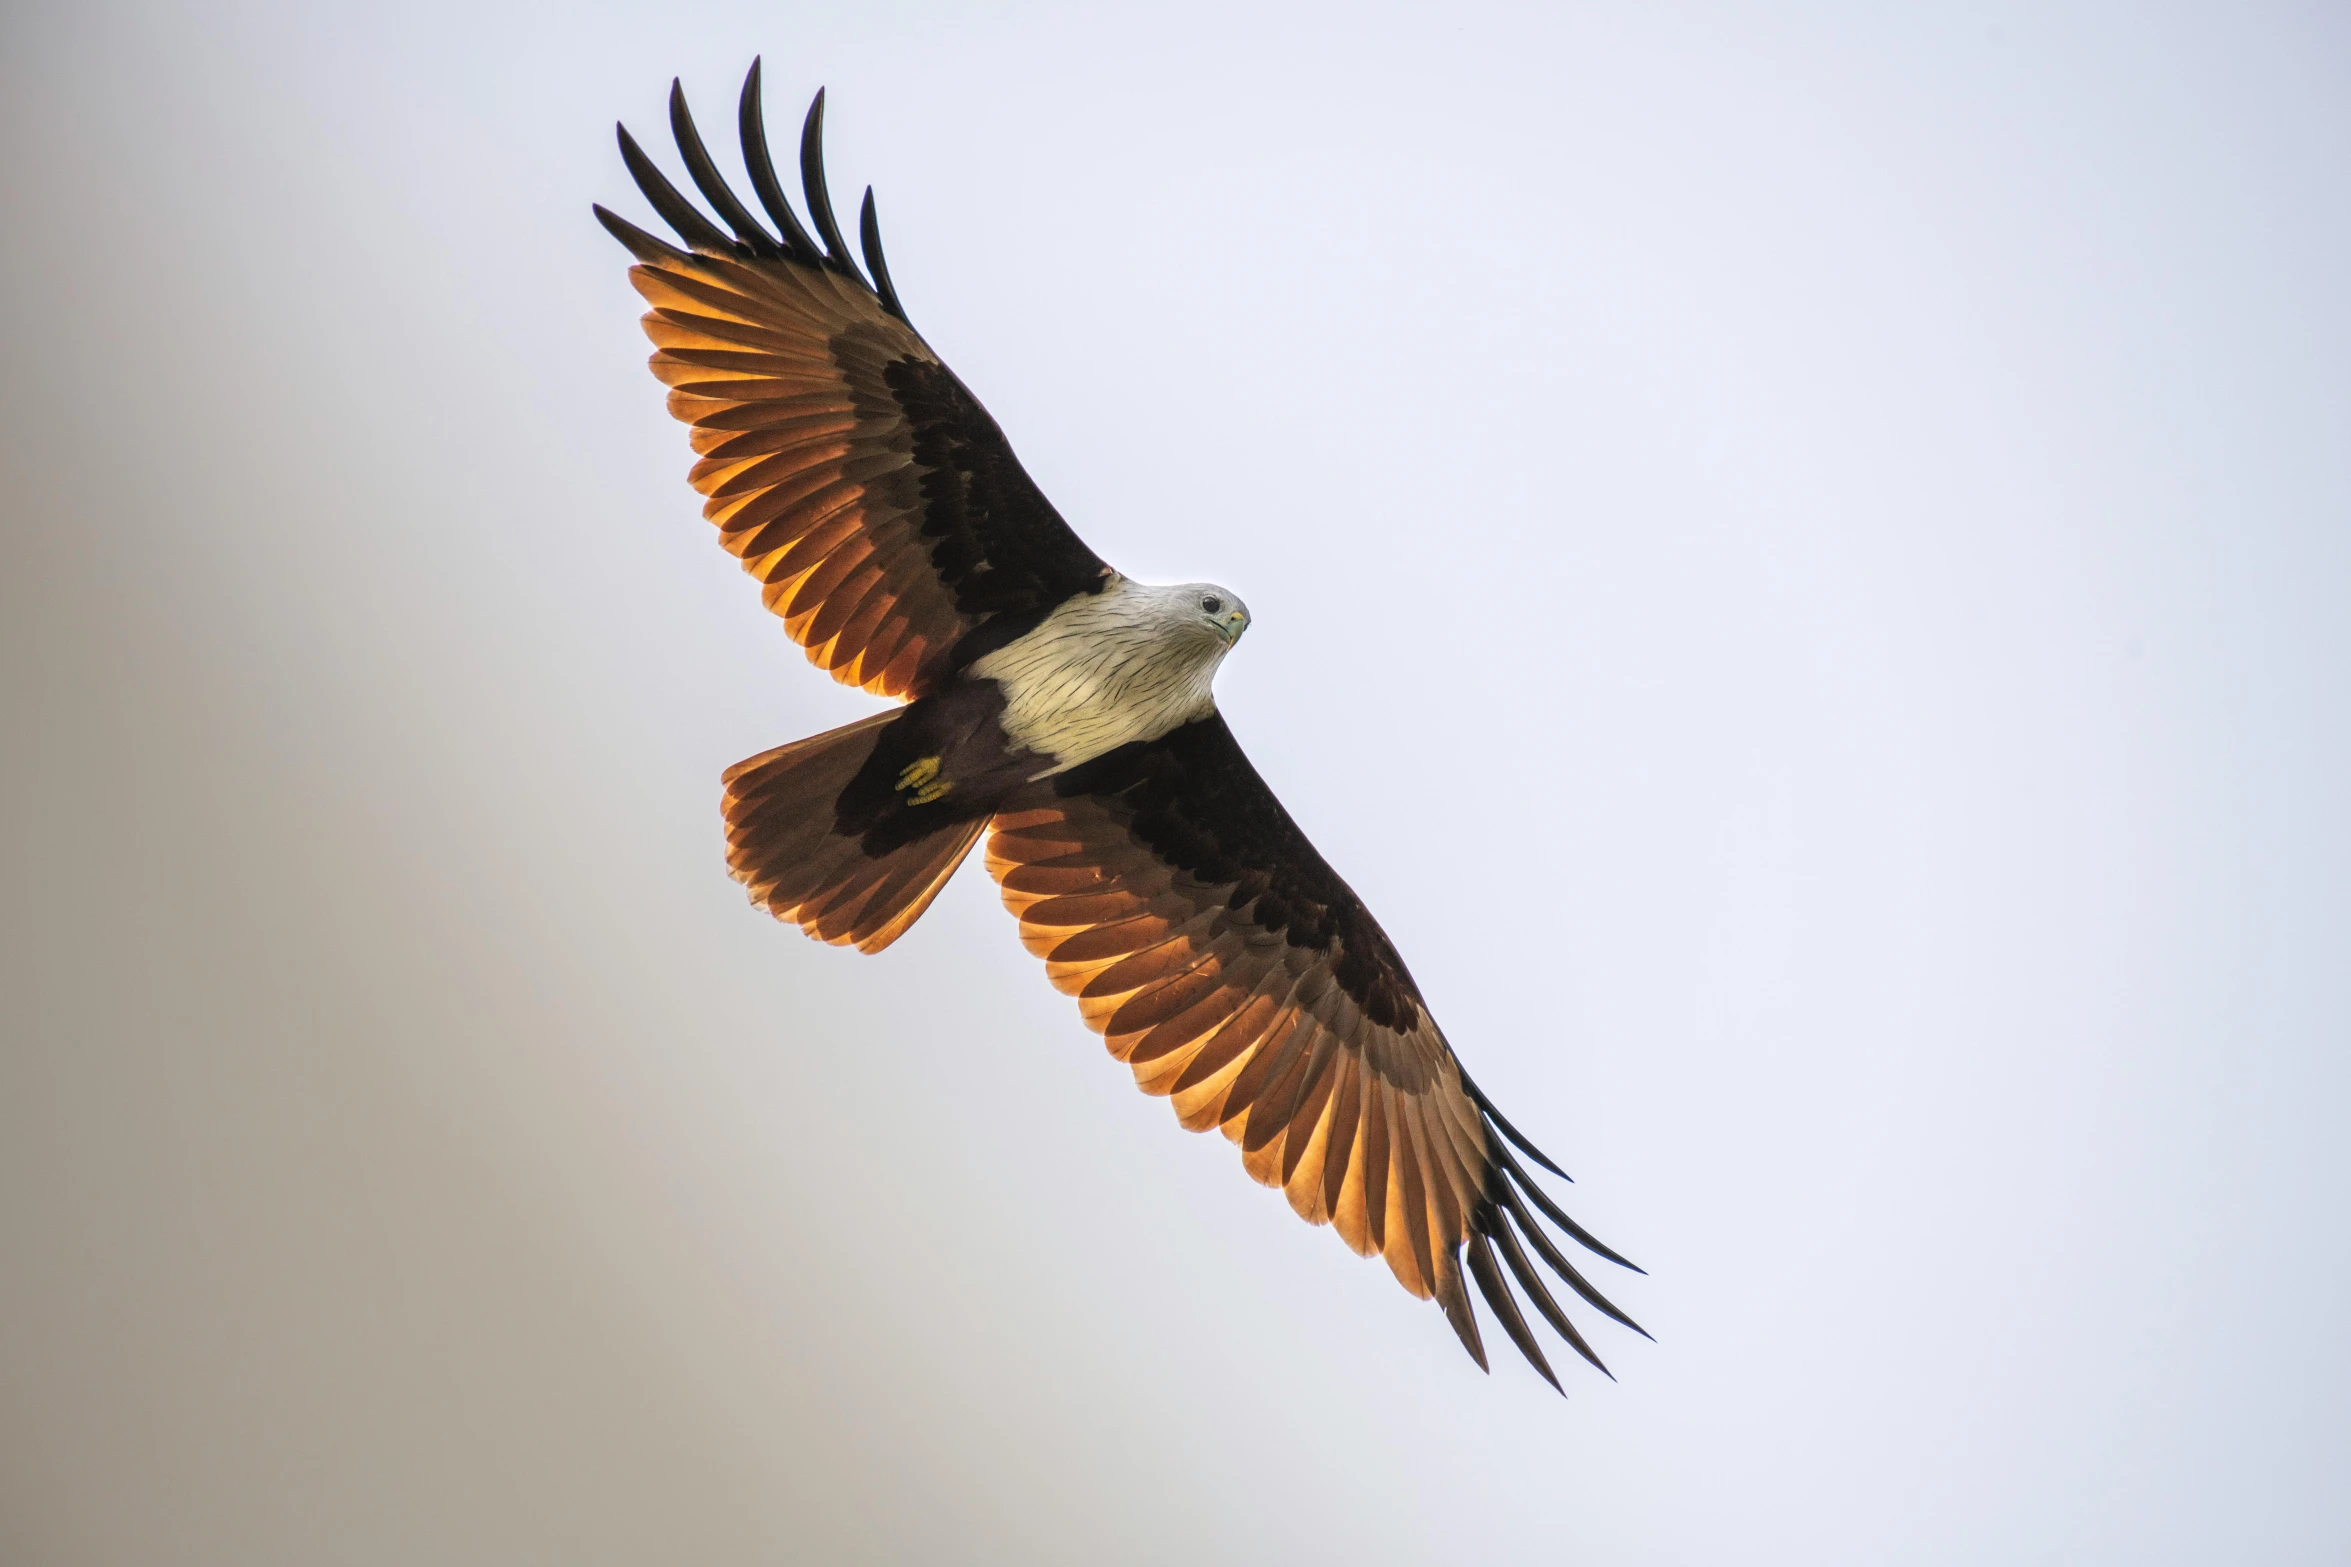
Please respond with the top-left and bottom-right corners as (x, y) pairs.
(1202, 596), (1223, 614)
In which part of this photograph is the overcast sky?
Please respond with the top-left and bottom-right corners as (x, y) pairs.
(4, 2), (2347, 1563)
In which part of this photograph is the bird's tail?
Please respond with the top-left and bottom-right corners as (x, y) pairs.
(721, 712), (985, 953)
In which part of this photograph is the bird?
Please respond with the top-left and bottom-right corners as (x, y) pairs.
(595, 60), (1646, 1391)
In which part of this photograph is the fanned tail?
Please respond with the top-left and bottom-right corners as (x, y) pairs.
(722, 713), (984, 953)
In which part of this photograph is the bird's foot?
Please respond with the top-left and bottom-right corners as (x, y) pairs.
(896, 755), (953, 805)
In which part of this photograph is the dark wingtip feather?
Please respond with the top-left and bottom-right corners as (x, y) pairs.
(593, 201), (690, 263)
(668, 76), (779, 255)
(1491, 1207), (1615, 1379)
(1437, 1266), (1490, 1372)
(1459, 1070), (1572, 1181)
(798, 87), (861, 277)
(1465, 1234), (1563, 1394)
(859, 187), (910, 324)
(1498, 1142), (1644, 1274)
(1497, 1182), (1653, 1341)
(738, 59), (822, 263)
(615, 121), (735, 254)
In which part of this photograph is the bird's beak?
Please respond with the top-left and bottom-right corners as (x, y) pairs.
(1223, 613), (1248, 644)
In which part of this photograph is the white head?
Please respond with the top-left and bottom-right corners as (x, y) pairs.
(1126, 578), (1251, 654)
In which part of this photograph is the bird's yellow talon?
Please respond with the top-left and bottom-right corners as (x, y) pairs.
(897, 756), (952, 805)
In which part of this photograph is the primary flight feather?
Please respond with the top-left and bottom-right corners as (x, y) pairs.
(596, 61), (1645, 1390)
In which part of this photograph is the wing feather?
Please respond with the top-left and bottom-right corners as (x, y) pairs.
(1322, 1056), (1368, 1244)
(1163, 988), (1287, 1093)
(1387, 1093), (1438, 1299)
(1133, 993), (1263, 1097)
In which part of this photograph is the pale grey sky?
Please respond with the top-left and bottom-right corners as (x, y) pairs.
(4, 2), (2347, 1562)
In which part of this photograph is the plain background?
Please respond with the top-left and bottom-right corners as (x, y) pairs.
(4, 2), (2346, 1562)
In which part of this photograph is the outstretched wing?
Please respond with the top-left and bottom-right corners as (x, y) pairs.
(596, 63), (1111, 700)
(986, 716), (1646, 1389)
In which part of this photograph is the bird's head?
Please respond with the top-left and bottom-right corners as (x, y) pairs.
(1106, 576), (1252, 674)
(1183, 583), (1251, 649)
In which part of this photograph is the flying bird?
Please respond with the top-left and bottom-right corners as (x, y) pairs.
(595, 61), (1645, 1390)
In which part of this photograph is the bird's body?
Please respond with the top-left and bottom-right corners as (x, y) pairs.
(598, 62), (1645, 1390)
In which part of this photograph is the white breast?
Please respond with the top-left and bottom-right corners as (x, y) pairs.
(971, 577), (1225, 775)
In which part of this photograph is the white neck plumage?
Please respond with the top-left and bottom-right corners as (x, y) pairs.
(971, 575), (1239, 776)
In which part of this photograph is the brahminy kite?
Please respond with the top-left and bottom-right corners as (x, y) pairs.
(595, 61), (1646, 1389)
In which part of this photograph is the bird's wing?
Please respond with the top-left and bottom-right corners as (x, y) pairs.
(986, 715), (1646, 1389)
(596, 64), (1111, 701)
